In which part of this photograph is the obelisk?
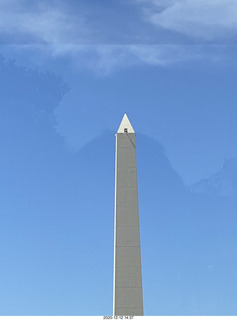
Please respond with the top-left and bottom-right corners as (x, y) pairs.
(113, 114), (143, 316)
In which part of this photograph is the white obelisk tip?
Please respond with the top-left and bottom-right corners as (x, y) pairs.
(117, 113), (135, 133)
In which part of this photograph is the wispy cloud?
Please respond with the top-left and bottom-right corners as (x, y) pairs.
(7, 43), (233, 75)
(0, 0), (236, 74)
(0, 0), (91, 44)
(139, 0), (237, 40)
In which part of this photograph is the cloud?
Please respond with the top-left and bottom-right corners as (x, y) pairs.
(0, 0), (236, 74)
(140, 0), (237, 40)
(0, 0), (90, 44)
(0, 44), (167, 74)
(3, 43), (234, 75)
(2, 0), (237, 46)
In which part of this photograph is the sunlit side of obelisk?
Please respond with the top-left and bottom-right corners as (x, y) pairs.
(113, 114), (143, 316)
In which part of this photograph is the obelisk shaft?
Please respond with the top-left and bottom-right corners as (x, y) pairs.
(113, 114), (143, 316)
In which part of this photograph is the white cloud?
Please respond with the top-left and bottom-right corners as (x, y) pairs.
(141, 0), (237, 40)
(3, 43), (233, 75)
(3, 0), (237, 46)
(0, 0), (90, 44)
(0, 0), (236, 74)
(0, 44), (167, 74)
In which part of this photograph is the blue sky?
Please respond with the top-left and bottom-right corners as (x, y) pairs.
(0, 0), (237, 315)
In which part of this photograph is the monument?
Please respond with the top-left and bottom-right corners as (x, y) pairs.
(113, 114), (144, 316)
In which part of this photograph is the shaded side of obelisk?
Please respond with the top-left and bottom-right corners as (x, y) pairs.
(113, 114), (143, 316)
